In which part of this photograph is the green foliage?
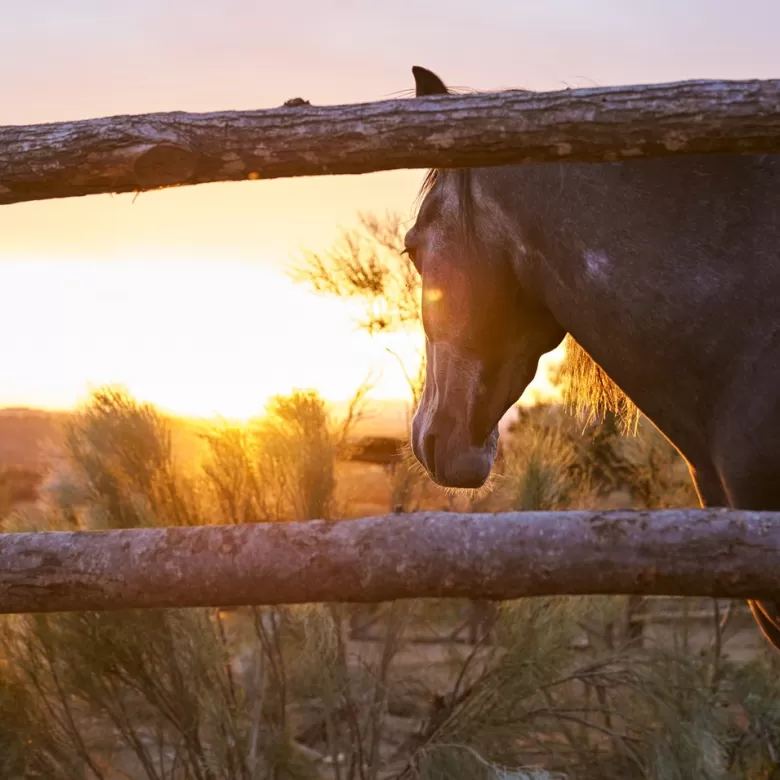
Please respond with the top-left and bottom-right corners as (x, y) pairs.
(0, 386), (399, 778)
(0, 668), (34, 777)
(406, 598), (780, 780)
(2, 608), (254, 779)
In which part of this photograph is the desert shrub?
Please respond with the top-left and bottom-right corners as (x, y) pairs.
(0, 387), (407, 778)
(0, 667), (35, 778)
(204, 389), (339, 524)
(261, 390), (337, 522)
(2, 385), (778, 779)
(500, 406), (584, 512)
(501, 404), (698, 513)
(292, 212), (419, 338)
(2, 608), (254, 779)
(403, 596), (780, 780)
(49, 386), (202, 530)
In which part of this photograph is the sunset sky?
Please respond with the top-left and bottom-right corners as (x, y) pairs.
(1, 0), (777, 419)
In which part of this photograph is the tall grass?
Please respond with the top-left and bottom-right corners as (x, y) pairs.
(1, 387), (778, 778)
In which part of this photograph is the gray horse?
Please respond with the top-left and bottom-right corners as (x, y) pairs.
(405, 66), (780, 650)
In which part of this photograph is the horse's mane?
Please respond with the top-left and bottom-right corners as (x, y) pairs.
(559, 336), (639, 433)
(416, 135), (638, 434)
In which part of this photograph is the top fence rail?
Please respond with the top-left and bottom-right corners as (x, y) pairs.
(1, 78), (779, 206)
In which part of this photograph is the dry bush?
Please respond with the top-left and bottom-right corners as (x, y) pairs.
(399, 597), (780, 780)
(0, 387), (422, 779)
(291, 212), (419, 337)
(500, 404), (698, 512)
(41, 386), (203, 531)
(2, 383), (778, 779)
(499, 406), (584, 512)
(203, 388), (356, 524)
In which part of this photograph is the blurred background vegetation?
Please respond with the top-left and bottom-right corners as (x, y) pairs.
(0, 212), (778, 779)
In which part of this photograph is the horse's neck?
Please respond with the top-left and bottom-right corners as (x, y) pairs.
(502, 154), (778, 462)
(542, 248), (720, 462)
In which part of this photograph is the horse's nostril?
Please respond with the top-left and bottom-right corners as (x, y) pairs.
(423, 433), (436, 471)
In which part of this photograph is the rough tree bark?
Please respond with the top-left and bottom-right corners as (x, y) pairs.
(1, 78), (779, 206)
(0, 509), (778, 613)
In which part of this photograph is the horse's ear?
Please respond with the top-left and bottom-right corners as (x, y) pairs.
(412, 66), (449, 96)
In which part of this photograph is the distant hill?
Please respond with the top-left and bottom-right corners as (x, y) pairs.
(327, 398), (412, 439)
(0, 407), (69, 469)
(0, 399), (520, 471)
(0, 400), (415, 472)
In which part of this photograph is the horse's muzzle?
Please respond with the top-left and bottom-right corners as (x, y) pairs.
(412, 413), (498, 488)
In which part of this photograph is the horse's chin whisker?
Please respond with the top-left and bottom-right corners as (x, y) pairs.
(479, 470), (501, 495)
(398, 441), (431, 480)
(440, 473), (498, 500)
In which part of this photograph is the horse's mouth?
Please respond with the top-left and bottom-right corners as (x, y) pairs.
(412, 420), (499, 489)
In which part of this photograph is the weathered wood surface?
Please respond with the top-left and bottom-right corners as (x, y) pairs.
(1, 78), (779, 206)
(0, 509), (778, 613)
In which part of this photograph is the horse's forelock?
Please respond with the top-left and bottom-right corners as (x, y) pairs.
(415, 168), (477, 248)
(415, 168), (439, 211)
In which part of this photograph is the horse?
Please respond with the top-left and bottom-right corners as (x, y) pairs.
(405, 66), (780, 651)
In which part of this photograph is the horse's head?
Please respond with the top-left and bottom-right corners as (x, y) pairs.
(407, 67), (565, 488)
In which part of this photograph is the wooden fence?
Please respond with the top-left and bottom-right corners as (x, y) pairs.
(0, 509), (778, 613)
(1, 77), (779, 613)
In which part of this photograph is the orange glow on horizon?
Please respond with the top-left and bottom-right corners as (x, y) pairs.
(0, 255), (430, 420)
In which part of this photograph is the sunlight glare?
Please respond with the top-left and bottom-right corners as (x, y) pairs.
(0, 254), (421, 419)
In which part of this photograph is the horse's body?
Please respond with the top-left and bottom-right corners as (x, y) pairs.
(405, 67), (780, 649)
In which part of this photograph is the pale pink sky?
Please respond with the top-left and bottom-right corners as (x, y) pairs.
(0, 0), (777, 416)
